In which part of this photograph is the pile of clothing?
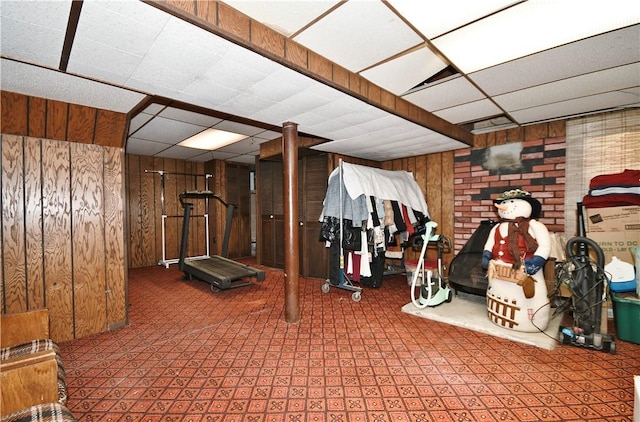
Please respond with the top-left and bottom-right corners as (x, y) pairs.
(582, 168), (639, 293)
(582, 169), (640, 208)
(319, 162), (430, 288)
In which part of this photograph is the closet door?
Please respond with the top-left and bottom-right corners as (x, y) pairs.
(298, 154), (329, 279)
(258, 160), (284, 269)
(225, 163), (252, 258)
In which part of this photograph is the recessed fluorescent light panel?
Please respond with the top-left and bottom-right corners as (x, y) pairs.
(178, 129), (248, 150)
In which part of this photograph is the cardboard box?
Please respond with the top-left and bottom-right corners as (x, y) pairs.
(586, 206), (640, 233)
(586, 231), (640, 267)
(585, 206), (639, 267)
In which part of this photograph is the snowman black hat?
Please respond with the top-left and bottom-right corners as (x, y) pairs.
(493, 188), (542, 219)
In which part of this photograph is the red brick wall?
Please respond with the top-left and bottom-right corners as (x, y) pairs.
(453, 131), (566, 252)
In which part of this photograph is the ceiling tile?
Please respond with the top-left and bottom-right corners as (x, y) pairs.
(180, 81), (243, 108)
(157, 107), (224, 127)
(403, 76), (485, 111)
(293, 1), (422, 72)
(494, 63), (640, 113)
(253, 130), (281, 142)
(128, 112), (155, 135)
(469, 24), (640, 96)
(225, 154), (258, 165)
(432, 0), (640, 73)
(0, 59), (145, 113)
(250, 67), (318, 103)
(387, 0), (519, 38)
(154, 145), (213, 160)
(220, 92), (279, 119)
(67, 1), (167, 82)
(223, 0), (340, 36)
(216, 138), (261, 154)
(126, 138), (171, 156)
(510, 89), (640, 124)
(213, 121), (273, 137)
(131, 116), (206, 144)
(0, 0), (71, 68)
(434, 99), (503, 125)
(360, 46), (448, 95)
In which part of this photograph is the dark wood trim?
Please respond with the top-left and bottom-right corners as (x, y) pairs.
(59, 0), (84, 72)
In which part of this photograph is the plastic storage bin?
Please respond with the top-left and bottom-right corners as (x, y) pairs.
(611, 292), (640, 344)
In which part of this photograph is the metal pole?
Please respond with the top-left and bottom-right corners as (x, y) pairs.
(282, 121), (300, 324)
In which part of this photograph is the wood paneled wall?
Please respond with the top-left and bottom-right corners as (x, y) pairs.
(126, 155), (208, 268)
(383, 152), (455, 264)
(1, 91), (128, 342)
(1, 135), (126, 342)
(1, 91), (127, 147)
(125, 156), (251, 269)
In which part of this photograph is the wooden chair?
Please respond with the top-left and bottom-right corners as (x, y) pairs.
(1, 309), (68, 416)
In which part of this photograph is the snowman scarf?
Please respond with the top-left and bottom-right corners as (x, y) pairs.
(506, 217), (539, 270)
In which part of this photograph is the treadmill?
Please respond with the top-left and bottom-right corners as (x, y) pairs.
(178, 190), (265, 291)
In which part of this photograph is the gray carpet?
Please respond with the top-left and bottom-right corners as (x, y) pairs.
(402, 291), (562, 350)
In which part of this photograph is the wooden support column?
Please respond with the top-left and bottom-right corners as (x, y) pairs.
(282, 121), (300, 324)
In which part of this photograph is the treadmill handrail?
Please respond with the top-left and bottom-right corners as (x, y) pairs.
(179, 190), (236, 208)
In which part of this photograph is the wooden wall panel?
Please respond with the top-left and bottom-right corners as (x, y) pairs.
(1, 135), (127, 342)
(67, 104), (96, 144)
(71, 143), (107, 338)
(153, 157), (164, 265)
(440, 151), (455, 242)
(1, 91), (127, 148)
(27, 97), (46, 138)
(126, 155), (143, 268)
(24, 137), (45, 310)
(139, 156), (156, 265)
(2, 92), (127, 342)
(1, 135), (27, 313)
(41, 138), (74, 342)
(164, 160), (179, 262)
(381, 151), (456, 264)
(224, 163), (252, 258)
(211, 160), (226, 257)
(194, 163), (207, 258)
(94, 110), (126, 148)
(125, 155), (212, 268)
(45, 101), (68, 141)
(426, 154), (443, 223)
(104, 147), (127, 329)
(0, 92), (28, 135)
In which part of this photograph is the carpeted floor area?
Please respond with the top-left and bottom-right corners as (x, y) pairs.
(58, 261), (640, 421)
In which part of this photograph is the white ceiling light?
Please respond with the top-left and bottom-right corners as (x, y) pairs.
(178, 129), (248, 150)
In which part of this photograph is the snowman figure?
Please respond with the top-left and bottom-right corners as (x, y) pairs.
(482, 189), (551, 332)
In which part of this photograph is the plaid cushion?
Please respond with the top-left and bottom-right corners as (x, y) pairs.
(0, 403), (76, 422)
(1, 340), (67, 405)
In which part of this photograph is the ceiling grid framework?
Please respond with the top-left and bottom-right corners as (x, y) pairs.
(1, 0), (638, 163)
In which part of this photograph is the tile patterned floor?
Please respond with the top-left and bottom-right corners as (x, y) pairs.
(59, 263), (640, 421)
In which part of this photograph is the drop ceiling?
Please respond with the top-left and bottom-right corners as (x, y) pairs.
(1, 0), (638, 163)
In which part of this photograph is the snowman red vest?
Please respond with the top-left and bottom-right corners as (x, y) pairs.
(482, 189), (551, 332)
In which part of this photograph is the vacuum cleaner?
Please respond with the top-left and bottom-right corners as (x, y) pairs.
(552, 203), (616, 354)
(410, 221), (453, 308)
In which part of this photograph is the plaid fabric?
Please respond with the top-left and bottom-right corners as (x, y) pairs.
(0, 403), (76, 422)
(0, 340), (67, 405)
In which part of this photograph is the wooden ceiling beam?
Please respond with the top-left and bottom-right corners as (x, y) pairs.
(145, 0), (474, 147)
